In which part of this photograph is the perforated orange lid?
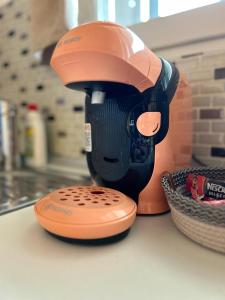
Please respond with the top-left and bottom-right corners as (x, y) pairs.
(34, 186), (137, 240)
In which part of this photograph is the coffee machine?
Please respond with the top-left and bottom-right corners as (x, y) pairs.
(51, 21), (192, 215)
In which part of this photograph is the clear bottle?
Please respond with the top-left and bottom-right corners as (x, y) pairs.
(17, 101), (28, 168)
(25, 103), (47, 168)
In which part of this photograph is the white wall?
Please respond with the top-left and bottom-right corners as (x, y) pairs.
(130, 1), (225, 59)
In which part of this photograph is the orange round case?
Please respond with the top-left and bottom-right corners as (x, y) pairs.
(34, 186), (137, 241)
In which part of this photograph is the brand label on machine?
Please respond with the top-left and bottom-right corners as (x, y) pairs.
(85, 123), (92, 152)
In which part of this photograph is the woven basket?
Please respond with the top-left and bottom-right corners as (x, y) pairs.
(161, 167), (225, 254)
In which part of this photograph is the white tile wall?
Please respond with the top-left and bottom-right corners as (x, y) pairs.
(174, 50), (225, 166)
(1, 0), (225, 166)
(0, 0), (86, 160)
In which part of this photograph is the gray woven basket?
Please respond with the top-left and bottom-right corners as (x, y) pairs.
(161, 167), (225, 253)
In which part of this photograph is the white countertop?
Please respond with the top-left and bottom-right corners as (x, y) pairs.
(0, 207), (225, 300)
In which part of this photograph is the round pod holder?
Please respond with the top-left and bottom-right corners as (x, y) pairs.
(34, 186), (137, 244)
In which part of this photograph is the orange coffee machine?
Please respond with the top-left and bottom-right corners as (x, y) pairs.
(51, 21), (192, 215)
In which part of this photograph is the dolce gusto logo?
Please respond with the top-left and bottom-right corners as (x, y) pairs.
(43, 203), (73, 216)
(56, 36), (81, 48)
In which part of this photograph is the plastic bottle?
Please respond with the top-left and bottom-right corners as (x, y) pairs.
(25, 103), (47, 168)
(17, 101), (28, 167)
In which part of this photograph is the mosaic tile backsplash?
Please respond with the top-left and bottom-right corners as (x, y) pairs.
(1, 0), (225, 166)
(0, 0), (86, 160)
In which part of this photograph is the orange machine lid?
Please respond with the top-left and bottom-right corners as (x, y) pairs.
(50, 21), (162, 92)
(34, 186), (137, 240)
